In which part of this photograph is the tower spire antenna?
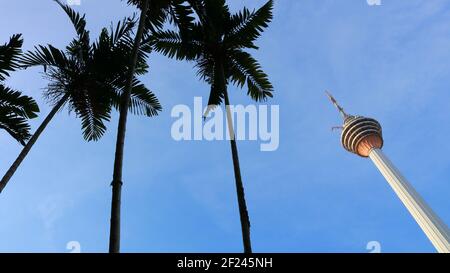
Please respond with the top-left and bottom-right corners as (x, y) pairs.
(325, 91), (349, 120)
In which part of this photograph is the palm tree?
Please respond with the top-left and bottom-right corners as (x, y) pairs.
(109, 0), (187, 252)
(0, 34), (39, 145)
(151, 0), (274, 253)
(109, 0), (150, 253)
(0, 0), (161, 195)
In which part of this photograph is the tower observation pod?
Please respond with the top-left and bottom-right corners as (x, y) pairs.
(326, 92), (450, 253)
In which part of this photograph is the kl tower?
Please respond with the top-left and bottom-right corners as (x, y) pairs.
(326, 92), (450, 253)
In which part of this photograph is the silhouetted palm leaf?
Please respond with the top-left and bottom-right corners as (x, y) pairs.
(111, 78), (161, 116)
(151, 29), (200, 60)
(0, 34), (23, 81)
(20, 44), (70, 70)
(126, 0), (171, 32)
(0, 34), (39, 145)
(54, 0), (87, 39)
(229, 50), (273, 101)
(0, 85), (39, 145)
(224, 0), (273, 49)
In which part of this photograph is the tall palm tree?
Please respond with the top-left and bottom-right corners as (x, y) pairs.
(0, 34), (39, 145)
(152, 0), (274, 253)
(0, 0), (161, 194)
(109, 0), (150, 253)
(109, 0), (188, 252)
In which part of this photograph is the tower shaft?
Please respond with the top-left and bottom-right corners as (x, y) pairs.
(369, 148), (450, 253)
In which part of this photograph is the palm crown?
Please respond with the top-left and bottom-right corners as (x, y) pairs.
(20, 0), (161, 141)
(0, 34), (39, 145)
(152, 0), (274, 108)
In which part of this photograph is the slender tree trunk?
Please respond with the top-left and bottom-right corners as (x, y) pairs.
(109, 0), (150, 253)
(0, 94), (68, 194)
(224, 90), (253, 253)
(219, 63), (252, 253)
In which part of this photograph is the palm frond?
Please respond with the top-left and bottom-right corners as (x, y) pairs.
(78, 106), (109, 141)
(169, 0), (196, 33)
(129, 83), (162, 116)
(224, 0), (273, 49)
(230, 50), (273, 101)
(147, 0), (172, 31)
(151, 30), (200, 60)
(20, 45), (70, 70)
(54, 0), (92, 63)
(0, 112), (31, 145)
(70, 85), (111, 142)
(106, 16), (152, 75)
(111, 16), (136, 47)
(111, 79), (161, 117)
(195, 56), (214, 83)
(54, 0), (87, 39)
(0, 34), (23, 81)
(0, 84), (39, 145)
(126, 0), (172, 32)
(186, 0), (207, 24)
(0, 85), (39, 119)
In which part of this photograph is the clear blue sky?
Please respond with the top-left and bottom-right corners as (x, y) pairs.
(1, 0), (450, 253)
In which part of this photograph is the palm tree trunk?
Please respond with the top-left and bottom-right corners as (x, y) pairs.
(217, 61), (252, 253)
(223, 82), (253, 254)
(0, 94), (68, 194)
(109, 0), (150, 253)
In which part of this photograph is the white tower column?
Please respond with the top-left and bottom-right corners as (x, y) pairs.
(369, 148), (450, 253)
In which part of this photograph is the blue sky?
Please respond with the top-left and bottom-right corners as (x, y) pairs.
(1, 0), (450, 253)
